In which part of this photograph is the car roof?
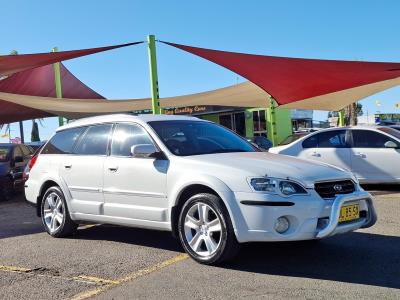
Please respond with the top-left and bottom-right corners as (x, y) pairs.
(57, 113), (202, 132)
(0, 143), (15, 147)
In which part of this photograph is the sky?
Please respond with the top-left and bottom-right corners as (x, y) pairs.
(1, 0), (400, 141)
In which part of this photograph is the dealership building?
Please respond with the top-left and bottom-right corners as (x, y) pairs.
(134, 105), (313, 141)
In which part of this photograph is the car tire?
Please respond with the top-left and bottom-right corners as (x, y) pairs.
(0, 177), (14, 201)
(41, 186), (77, 238)
(178, 193), (240, 265)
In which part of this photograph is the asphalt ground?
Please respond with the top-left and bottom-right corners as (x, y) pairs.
(0, 186), (399, 300)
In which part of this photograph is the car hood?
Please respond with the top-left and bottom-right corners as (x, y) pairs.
(183, 152), (354, 189)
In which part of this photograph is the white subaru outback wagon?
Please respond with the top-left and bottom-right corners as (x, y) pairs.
(24, 114), (377, 264)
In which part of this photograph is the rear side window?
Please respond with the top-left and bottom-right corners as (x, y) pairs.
(73, 124), (113, 155)
(111, 123), (154, 157)
(352, 130), (399, 148)
(42, 127), (86, 154)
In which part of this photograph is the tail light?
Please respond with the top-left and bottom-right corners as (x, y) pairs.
(23, 154), (38, 182)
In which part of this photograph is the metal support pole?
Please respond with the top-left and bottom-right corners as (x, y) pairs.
(18, 121), (24, 143)
(10, 51), (25, 143)
(147, 35), (161, 114)
(338, 110), (345, 127)
(52, 47), (64, 126)
(267, 97), (278, 146)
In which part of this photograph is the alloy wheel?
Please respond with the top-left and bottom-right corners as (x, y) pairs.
(183, 202), (222, 257)
(43, 192), (64, 233)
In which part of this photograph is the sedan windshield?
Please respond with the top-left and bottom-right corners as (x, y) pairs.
(149, 120), (256, 156)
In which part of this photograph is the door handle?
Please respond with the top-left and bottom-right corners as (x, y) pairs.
(64, 164), (72, 169)
(355, 152), (366, 158)
(108, 166), (119, 172)
(311, 152), (321, 157)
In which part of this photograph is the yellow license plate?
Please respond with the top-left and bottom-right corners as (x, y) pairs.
(339, 204), (360, 223)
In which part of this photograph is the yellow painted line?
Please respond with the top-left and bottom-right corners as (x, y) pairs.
(0, 265), (31, 273)
(69, 253), (189, 300)
(0, 265), (114, 286)
(73, 275), (119, 285)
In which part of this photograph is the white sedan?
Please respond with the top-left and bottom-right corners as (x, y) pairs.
(270, 126), (400, 184)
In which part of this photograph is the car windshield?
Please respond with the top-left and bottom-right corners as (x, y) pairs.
(378, 127), (400, 140)
(0, 146), (11, 162)
(149, 120), (256, 156)
(279, 133), (308, 146)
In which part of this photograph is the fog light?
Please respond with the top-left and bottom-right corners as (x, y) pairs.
(274, 217), (290, 234)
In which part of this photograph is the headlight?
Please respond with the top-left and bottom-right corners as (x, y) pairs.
(249, 178), (277, 192)
(249, 177), (308, 196)
(279, 181), (307, 195)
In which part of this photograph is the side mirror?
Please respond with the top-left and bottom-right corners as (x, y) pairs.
(14, 156), (24, 163)
(130, 144), (158, 158)
(384, 141), (398, 149)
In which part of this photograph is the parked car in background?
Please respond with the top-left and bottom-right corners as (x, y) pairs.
(278, 132), (310, 146)
(294, 128), (322, 133)
(270, 126), (400, 184)
(25, 141), (46, 152)
(249, 136), (273, 151)
(0, 143), (35, 200)
(25, 115), (376, 265)
(388, 125), (400, 132)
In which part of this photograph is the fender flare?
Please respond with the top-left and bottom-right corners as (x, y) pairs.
(169, 174), (247, 235)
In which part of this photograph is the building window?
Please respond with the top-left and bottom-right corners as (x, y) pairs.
(219, 112), (246, 137)
(253, 110), (267, 136)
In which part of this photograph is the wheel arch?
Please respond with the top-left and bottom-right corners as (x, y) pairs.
(36, 178), (68, 217)
(169, 177), (242, 238)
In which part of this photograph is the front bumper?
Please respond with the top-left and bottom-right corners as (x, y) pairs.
(315, 191), (376, 238)
(229, 190), (377, 243)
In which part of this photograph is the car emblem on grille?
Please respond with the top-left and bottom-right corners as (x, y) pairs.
(333, 184), (343, 192)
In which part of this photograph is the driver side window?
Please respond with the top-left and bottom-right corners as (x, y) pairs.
(111, 123), (154, 157)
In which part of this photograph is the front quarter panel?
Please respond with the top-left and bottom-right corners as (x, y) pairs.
(168, 170), (249, 236)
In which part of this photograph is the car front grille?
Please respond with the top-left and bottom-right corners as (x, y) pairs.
(314, 180), (355, 199)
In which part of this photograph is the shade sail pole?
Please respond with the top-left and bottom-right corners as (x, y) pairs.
(147, 35), (161, 114)
(267, 97), (278, 146)
(338, 110), (345, 127)
(52, 47), (64, 126)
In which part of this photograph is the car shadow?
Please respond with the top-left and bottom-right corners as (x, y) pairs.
(74, 225), (183, 252)
(222, 232), (400, 289)
(0, 194), (44, 239)
(75, 226), (399, 289)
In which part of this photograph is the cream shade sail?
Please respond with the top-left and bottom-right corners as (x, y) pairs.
(0, 91), (151, 120)
(161, 82), (269, 108)
(0, 82), (270, 121)
(1, 78), (399, 122)
(281, 77), (400, 111)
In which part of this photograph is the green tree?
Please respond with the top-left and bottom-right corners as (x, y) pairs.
(31, 119), (41, 142)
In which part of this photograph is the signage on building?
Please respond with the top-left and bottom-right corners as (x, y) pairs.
(164, 106), (207, 115)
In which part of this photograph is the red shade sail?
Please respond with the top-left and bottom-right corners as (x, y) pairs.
(0, 63), (104, 124)
(161, 41), (400, 109)
(0, 42), (143, 76)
